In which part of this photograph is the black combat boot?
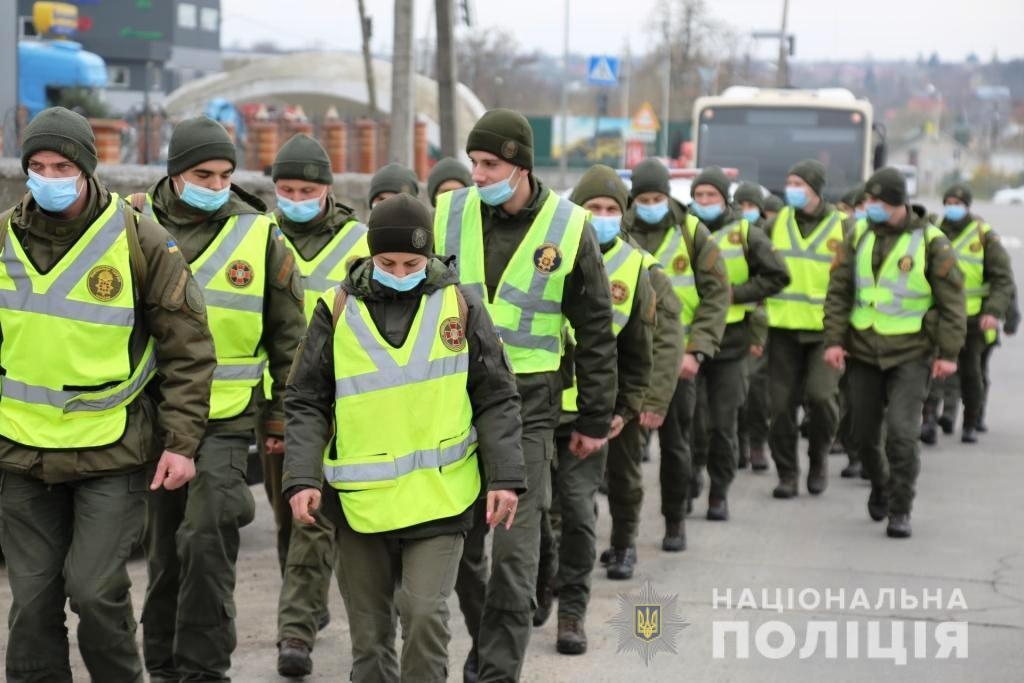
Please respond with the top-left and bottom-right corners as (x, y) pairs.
(556, 616), (588, 655)
(807, 459), (827, 495)
(773, 478), (798, 499)
(606, 546), (637, 580)
(277, 639), (313, 678)
(662, 520), (686, 552)
(886, 513), (912, 538)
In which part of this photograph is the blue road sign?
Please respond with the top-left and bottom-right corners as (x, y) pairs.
(586, 55), (620, 86)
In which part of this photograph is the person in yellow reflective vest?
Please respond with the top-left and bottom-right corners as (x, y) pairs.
(434, 109), (617, 681)
(919, 183), (1016, 445)
(688, 167), (790, 522)
(619, 158), (729, 554)
(137, 116), (306, 681)
(265, 134), (371, 677)
(824, 167), (966, 539)
(0, 107), (216, 683)
(765, 160), (851, 499)
(733, 182), (773, 473)
(533, 165), (653, 655)
(428, 156), (473, 207)
(284, 194), (526, 682)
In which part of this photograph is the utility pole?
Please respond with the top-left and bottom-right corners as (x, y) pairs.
(660, 19), (670, 158)
(390, 0), (414, 165)
(356, 0), (378, 116)
(0, 0), (17, 157)
(435, 0), (458, 157)
(776, 0), (790, 87)
(557, 0), (570, 188)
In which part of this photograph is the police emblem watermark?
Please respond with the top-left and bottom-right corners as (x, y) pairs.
(608, 580), (688, 665)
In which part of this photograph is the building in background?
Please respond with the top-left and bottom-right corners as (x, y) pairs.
(16, 0), (222, 114)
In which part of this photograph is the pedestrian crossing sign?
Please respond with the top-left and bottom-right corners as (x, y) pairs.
(586, 55), (620, 86)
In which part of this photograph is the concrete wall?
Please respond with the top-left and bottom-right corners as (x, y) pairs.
(0, 158), (376, 217)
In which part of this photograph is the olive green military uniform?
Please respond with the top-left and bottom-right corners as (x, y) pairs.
(141, 176), (305, 682)
(765, 200), (850, 490)
(271, 194), (369, 650)
(607, 249), (684, 551)
(446, 178), (617, 681)
(282, 249), (527, 682)
(925, 200), (1015, 436)
(0, 154), (216, 681)
(692, 205), (790, 512)
(824, 200), (965, 522)
(621, 198), (729, 529)
(552, 239), (654, 627)
(738, 303), (770, 467)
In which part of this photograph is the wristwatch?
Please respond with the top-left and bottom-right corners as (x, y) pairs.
(693, 352), (706, 365)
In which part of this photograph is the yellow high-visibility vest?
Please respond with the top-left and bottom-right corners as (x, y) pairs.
(949, 220), (991, 317)
(322, 284), (480, 533)
(651, 215), (700, 343)
(767, 206), (845, 331)
(710, 219), (754, 324)
(0, 195), (156, 448)
(851, 220), (941, 335)
(434, 186), (585, 374)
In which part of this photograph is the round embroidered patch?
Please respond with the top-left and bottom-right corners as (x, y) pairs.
(501, 140), (518, 159)
(533, 243), (563, 274)
(440, 316), (466, 351)
(672, 255), (689, 273)
(897, 256), (914, 273)
(87, 265), (123, 302)
(226, 260), (254, 288)
(610, 280), (630, 305)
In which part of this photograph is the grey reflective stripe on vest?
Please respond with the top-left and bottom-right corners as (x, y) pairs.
(335, 289), (467, 398)
(444, 188), (471, 260)
(303, 222), (369, 293)
(612, 310), (630, 328)
(493, 197), (576, 355)
(213, 359), (268, 382)
(604, 239), (636, 274)
(3, 349), (156, 412)
(192, 214), (262, 313)
(0, 207), (134, 326)
(323, 426), (477, 484)
(772, 291), (825, 305)
(655, 229), (682, 269)
(857, 230), (929, 316)
(779, 210), (840, 263)
(954, 223), (984, 265)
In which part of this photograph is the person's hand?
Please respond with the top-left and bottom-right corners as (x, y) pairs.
(679, 353), (701, 380)
(608, 415), (626, 439)
(265, 436), (285, 455)
(823, 345), (847, 371)
(150, 450), (196, 491)
(750, 344), (764, 358)
(569, 431), (607, 459)
(638, 412), (665, 430)
(289, 488), (322, 525)
(932, 359), (957, 379)
(486, 489), (519, 530)
(979, 314), (999, 331)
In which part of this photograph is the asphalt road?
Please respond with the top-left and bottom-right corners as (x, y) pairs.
(1, 199), (1022, 682)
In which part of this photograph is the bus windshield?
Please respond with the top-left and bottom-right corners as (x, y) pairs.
(695, 106), (867, 199)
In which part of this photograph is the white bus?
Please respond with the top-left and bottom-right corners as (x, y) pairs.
(692, 87), (886, 200)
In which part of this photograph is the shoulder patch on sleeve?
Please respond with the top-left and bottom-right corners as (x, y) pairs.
(185, 278), (206, 314)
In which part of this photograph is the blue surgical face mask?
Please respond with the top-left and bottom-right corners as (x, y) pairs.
(865, 202), (891, 224)
(854, 209), (867, 221)
(477, 168), (522, 207)
(691, 202), (723, 223)
(27, 170), (83, 213)
(178, 178), (231, 212)
(742, 209), (762, 224)
(591, 215), (621, 245)
(785, 186), (809, 209)
(943, 204), (968, 222)
(635, 200), (670, 225)
(372, 265), (427, 292)
(277, 193), (324, 223)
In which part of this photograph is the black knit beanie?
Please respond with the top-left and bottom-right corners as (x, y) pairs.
(272, 134), (333, 185)
(943, 183), (973, 206)
(630, 159), (671, 198)
(787, 159), (826, 197)
(864, 167), (908, 206)
(691, 166), (730, 202)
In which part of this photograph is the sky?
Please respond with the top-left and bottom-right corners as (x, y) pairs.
(220, 0), (1024, 63)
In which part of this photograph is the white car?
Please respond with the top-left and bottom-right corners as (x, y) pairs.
(993, 186), (1024, 205)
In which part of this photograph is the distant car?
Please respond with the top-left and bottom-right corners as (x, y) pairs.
(993, 186), (1024, 205)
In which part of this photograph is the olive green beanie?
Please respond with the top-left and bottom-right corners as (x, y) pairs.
(571, 164), (629, 212)
(21, 107), (98, 177)
(272, 134), (333, 185)
(369, 163), (420, 206)
(466, 108), (534, 170)
(787, 159), (826, 197)
(427, 157), (473, 205)
(168, 116), (237, 177)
